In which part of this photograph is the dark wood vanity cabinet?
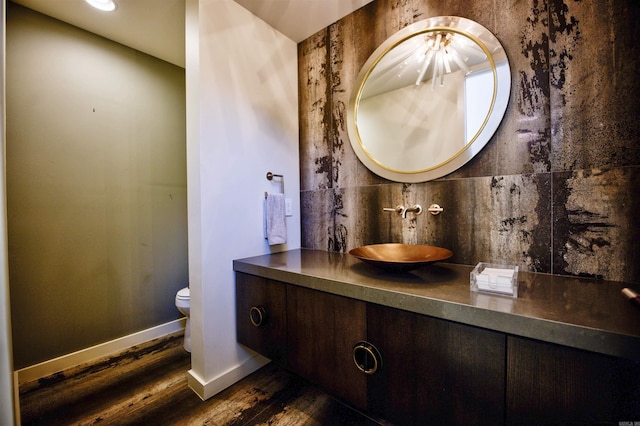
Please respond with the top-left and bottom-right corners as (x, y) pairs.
(367, 304), (506, 425)
(286, 285), (368, 410)
(287, 285), (506, 424)
(235, 273), (287, 364)
(236, 272), (506, 424)
(235, 255), (640, 425)
(506, 336), (640, 424)
(236, 274), (368, 407)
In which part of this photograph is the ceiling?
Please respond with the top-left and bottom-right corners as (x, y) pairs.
(10, 0), (186, 67)
(9, 0), (374, 69)
(233, 0), (374, 42)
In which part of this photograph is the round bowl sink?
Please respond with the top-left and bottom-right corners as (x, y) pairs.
(349, 243), (453, 272)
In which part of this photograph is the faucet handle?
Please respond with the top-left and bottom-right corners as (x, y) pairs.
(383, 205), (404, 215)
(427, 204), (443, 215)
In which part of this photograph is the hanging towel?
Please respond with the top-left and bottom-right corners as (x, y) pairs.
(264, 193), (287, 245)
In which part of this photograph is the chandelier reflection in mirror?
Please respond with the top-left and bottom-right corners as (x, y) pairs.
(403, 32), (476, 90)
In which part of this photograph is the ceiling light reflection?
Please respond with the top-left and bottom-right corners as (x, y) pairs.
(85, 0), (117, 12)
(411, 32), (471, 90)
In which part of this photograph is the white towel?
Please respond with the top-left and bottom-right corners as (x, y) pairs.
(264, 193), (287, 245)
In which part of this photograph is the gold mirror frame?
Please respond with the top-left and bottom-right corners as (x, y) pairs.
(347, 16), (511, 183)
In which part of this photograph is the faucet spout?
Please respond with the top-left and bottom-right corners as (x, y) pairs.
(402, 204), (422, 218)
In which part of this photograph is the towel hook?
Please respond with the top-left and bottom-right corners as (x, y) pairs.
(265, 172), (284, 198)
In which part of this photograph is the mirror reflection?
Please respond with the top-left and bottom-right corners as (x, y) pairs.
(348, 17), (511, 182)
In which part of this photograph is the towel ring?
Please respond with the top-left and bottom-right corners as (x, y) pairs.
(265, 172), (284, 197)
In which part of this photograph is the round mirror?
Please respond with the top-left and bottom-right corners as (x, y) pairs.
(347, 16), (511, 182)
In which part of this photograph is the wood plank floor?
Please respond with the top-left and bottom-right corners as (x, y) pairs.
(19, 332), (390, 425)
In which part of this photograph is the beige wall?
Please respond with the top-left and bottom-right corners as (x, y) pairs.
(1, 1), (16, 423)
(6, 3), (188, 369)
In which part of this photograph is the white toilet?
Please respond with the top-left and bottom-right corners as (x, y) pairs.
(175, 287), (191, 352)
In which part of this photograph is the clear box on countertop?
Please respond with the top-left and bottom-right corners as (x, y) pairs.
(470, 262), (518, 297)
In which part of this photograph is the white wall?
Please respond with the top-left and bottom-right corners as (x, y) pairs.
(186, 0), (300, 399)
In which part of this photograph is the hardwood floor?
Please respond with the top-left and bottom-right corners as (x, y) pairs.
(19, 332), (389, 425)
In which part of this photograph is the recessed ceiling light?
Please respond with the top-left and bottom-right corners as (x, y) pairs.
(85, 0), (117, 12)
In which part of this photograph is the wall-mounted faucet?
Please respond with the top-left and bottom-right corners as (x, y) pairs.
(427, 204), (443, 215)
(383, 205), (403, 215)
(383, 204), (423, 218)
(402, 204), (422, 218)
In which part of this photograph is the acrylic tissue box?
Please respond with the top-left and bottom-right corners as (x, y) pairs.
(470, 262), (519, 297)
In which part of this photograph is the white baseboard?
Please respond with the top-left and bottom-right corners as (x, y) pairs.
(15, 318), (186, 385)
(187, 353), (270, 401)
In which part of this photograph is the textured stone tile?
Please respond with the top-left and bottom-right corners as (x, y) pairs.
(328, 8), (383, 190)
(497, 0), (552, 174)
(321, 0), (550, 185)
(413, 173), (552, 272)
(553, 168), (640, 282)
(311, 173), (552, 273)
(442, 0), (493, 23)
(301, 189), (333, 250)
(298, 0), (638, 285)
(303, 184), (414, 252)
(299, 30), (331, 191)
(486, 173), (552, 272)
(451, 0), (552, 179)
(322, 187), (358, 252)
(346, 184), (404, 248)
(301, 186), (378, 252)
(549, 0), (640, 171)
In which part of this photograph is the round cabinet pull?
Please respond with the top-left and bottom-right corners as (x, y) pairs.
(352, 341), (382, 375)
(249, 306), (267, 327)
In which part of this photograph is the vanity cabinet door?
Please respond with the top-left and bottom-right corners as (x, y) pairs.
(235, 273), (287, 365)
(506, 336), (640, 424)
(367, 303), (507, 426)
(286, 285), (368, 410)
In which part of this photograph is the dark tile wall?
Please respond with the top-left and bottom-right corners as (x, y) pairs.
(298, 0), (640, 283)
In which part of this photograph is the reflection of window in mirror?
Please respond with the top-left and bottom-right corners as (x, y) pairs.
(465, 68), (494, 142)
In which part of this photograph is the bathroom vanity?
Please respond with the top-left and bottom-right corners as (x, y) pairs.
(234, 249), (640, 425)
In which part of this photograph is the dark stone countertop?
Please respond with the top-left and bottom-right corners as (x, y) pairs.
(233, 249), (640, 362)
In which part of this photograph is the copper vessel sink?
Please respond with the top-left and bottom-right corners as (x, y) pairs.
(349, 243), (453, 272)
